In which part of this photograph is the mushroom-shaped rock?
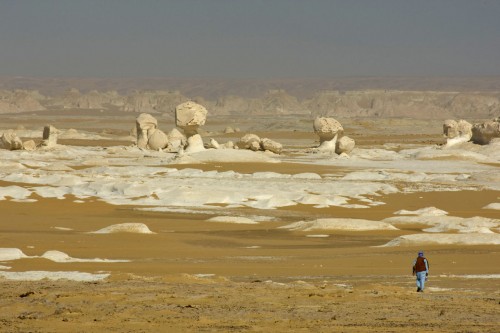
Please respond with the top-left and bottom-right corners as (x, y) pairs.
(238, 134), (261, 150)
(0, 130), (23, 150)
(335, 136), (355, 154)
(184, 134), (205, 153)
(175, 101), (208, 137)
(313, 117), (344, 143)
(147, 129), (169, 151)
(136, 113), (158, 149)
(471, 118), (500, 145)
(261, 138), (283, 154)
(22, 140), (37, 151)
(41, 125), (58, 148)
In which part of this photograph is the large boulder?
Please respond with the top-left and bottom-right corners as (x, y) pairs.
(443, 119), (472, 140)
(471, 118), (500, 145)
(175, 101), (208, 137)
(261, 138), (283, 154)
(135, 113), (158, 149)
(147, 129), (169, 150)
(335, 136), (355, 154)
(313, 117), (344, 143)
(39, 125), (58, 148)
(0, 130), (23, 150)
(22, 140), (37, 151)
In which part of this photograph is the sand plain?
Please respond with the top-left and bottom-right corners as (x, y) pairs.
(0, 111), (499, 332)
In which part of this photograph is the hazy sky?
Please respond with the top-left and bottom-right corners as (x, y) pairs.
(0, 0), (499, 78)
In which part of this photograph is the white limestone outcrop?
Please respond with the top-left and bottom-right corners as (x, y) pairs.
(236, 134), (283, 154)
(136, 113), (158, 149)
(336, 136), (355, 154)
(22, 140), (37, 151)
(184, 134), (205, 154)
(471, 117), (500, 145)
(175, 101), (208, 137)
(0, 130), (23, 150)
(261, 138), (283, 154)
(238, 134), (261, 151)
(166, 128), (187, 152)
(443, 119), (472, 146)
(313, 117), (344, 143)
(135, 113), (169, 150)
(312, 117), (356, 155)
(40, 125), (59, 148)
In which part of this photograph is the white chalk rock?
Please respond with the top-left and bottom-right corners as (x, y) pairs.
(185, 134), (206, 153)
(317, 134), (338, 151)
(471, 117), (500, 145)
(238, 133), (261, 150)
(0, 248), (28, 261)
(90, 223), (155, 234)
(22, 140), (37, 151)
(40, 125), (58, 148)
(175, 101), (208, 137)
(336, 135), (355, 154)
(443, 119), (472, 146)
(313, 117), (344, 143)
(147, 128), (169, 150)
(166, 128), (187, 152)
(261, 138), (283, 154)
(0, 130), (23, 150)
(208, 138), (220, 149)
(136, 113), (158, 149)
(222, 141), (235, 149)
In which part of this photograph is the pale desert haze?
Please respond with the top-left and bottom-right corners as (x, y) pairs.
(1, 1), (500, 332)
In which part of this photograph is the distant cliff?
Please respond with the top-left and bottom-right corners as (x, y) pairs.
(1, 78), (499, 119)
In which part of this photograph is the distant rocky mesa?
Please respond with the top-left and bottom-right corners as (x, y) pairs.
(1, 88), (499, 119)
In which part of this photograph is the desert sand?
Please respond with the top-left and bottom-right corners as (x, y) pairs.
(0, 110), (499, 332)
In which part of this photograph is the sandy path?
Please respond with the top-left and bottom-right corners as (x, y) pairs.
(1, 275), (498, 332)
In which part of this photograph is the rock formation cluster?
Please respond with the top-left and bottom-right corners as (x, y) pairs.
(236, 134), (283, 154)
(443, 117), (500, 146)
(136, 113), (164, 150)
(131, 101), (284, 155)
(0, 125), (59, 151)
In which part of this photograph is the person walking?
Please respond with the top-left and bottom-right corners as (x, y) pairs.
(412, 251), (429, 292)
